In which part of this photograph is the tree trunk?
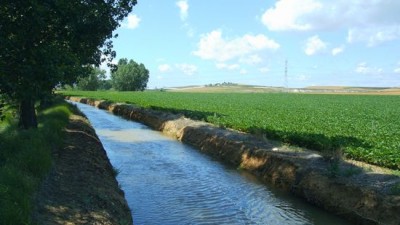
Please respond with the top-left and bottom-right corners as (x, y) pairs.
(19, 98), (38, 129)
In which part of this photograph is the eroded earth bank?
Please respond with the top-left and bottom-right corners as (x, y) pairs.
(66, 96), (400, 225)
(32, 109), (133, 225)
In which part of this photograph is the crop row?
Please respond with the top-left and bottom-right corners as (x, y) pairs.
(62, 91), (400, 170)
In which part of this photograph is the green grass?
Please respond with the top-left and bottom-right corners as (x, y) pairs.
(62, 90), (400, 170)
(0, 97), (74, 225)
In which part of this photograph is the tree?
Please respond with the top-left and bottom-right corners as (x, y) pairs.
(0, 0), (136, 129)
(112, 58), (149, 91)
(99, 79), (113, 90)
(76, 67), (106, 91)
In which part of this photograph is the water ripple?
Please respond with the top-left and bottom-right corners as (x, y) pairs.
(73, 102), (352, 225)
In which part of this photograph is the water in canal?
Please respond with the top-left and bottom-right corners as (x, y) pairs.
(73, 102), (352, 225)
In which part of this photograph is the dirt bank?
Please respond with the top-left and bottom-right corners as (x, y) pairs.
(67, 96), (400, 225)
(32, 109), (133, 225)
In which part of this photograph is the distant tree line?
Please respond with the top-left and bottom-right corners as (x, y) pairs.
(74, 58), (149, 91)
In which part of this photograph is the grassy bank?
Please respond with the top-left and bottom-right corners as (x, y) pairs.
(0, 98), (74, 224)
(61, 90), (400, 170)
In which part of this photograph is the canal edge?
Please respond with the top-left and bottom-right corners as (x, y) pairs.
(66, 96), (400, 225)
(32, 103), (133, 225)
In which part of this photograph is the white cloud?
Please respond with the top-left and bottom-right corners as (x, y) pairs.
(262, 0), (400, 31)
(239, 55), (262, 65)
(355, 62), (369, 74)
(185, 25), (195, 37)
(159, 63), (200, 75)
(158, 64), (172, 73)
(347, 26), (400, 47)
(176, 0), (189, 21)
(355, 62), (383, 75)
(294, 75), (310, 81)
(304, 35), (327, 56)
(394, 62), (400, 74)
(344, 5), (400, 46)
(176, 1), (195, 37)
(123, 14), (141, 29)
(216, 63), (240, 71)
(331, 46), (344, 56)
(193, 30), (280, 62)
(176, 63), (197, 75)
(240, 69), (248, 75)
(261, 0), (322, 31)
(261, 1), (400, 46)
(259, 67), (270, 73)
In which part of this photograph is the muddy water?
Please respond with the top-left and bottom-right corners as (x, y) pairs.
(73, 102), (352, 225)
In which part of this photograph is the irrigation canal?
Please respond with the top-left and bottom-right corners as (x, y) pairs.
(73, 102), (352, 225)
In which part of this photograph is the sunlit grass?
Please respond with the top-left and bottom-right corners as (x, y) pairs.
(0, 97), (74, 224)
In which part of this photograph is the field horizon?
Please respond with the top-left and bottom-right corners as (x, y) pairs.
(157, 84), (400, 95)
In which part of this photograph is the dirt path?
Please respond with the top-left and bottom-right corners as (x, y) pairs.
(32, 114), (133, 225)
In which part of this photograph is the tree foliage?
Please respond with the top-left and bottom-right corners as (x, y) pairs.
(76, 67), (106, 91)
(112, 58), (149, 91)
(0, 0), (136, 128)
(99, 79), (113, 90)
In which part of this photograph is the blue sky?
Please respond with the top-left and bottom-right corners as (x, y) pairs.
(104, 0), (400, 88)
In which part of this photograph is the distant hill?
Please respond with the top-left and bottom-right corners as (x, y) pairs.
(303, 86), (400, 95)
(166, 84), (284, 93)
(163, 85), (400, 95)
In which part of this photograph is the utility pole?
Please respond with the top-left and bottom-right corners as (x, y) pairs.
(284, 59), (288, 91)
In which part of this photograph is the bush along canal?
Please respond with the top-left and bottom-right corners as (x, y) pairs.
(68, 97), (400, 225)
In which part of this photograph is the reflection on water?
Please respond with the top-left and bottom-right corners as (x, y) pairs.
(97, 129), (164, 143)
(73, 102), (352, 225)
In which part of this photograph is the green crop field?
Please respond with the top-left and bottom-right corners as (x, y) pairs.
(62, 90), (400, 170)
